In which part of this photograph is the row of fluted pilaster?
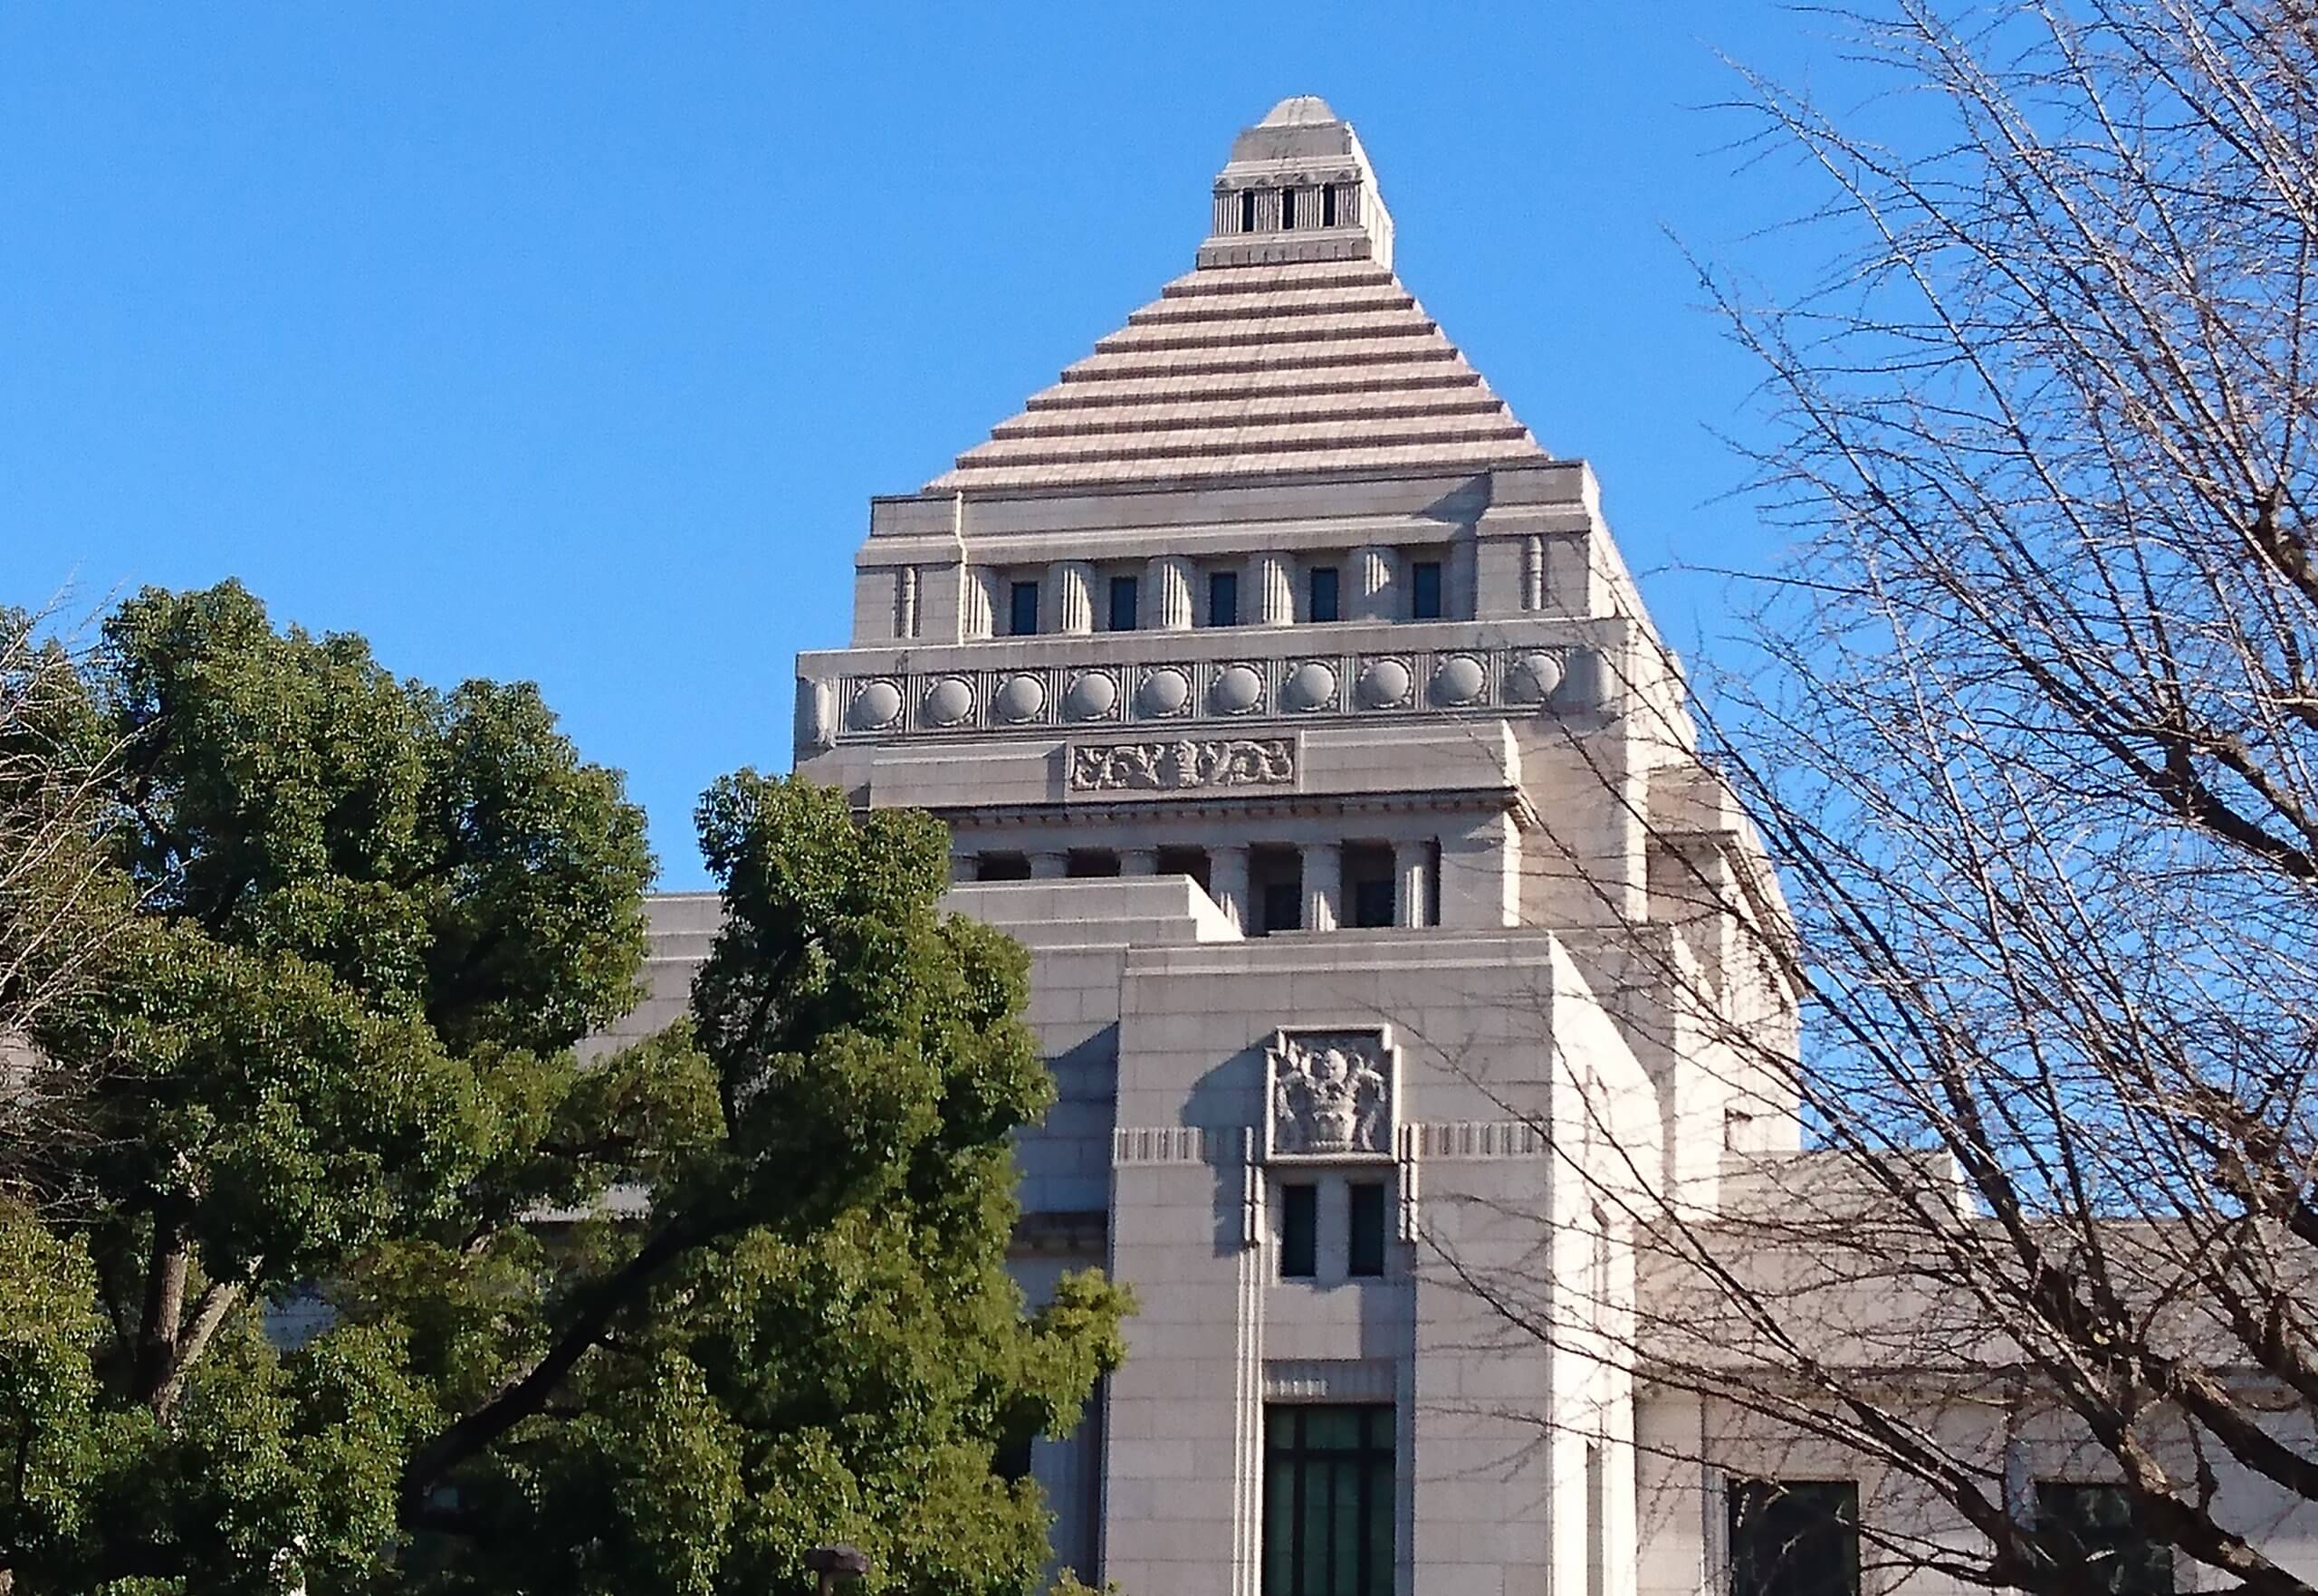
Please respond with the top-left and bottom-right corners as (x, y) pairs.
(953, 546), (1436, 637)
(953, 839), (1443, 934)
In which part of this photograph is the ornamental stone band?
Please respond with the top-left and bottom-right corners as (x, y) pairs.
(1068, 737), (1295, 793)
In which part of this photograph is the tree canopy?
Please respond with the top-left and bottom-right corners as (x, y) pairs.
(0, 581), (1125, 1595)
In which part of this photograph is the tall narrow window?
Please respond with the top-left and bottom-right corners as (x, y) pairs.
(1108, 574), (1140, 632)
(1279, 1183), (1317, 1278)
(2035, 1484), (2174, 1596)
(1347, 1182), (1387, 1277)
(1410, 560), (1443, 620)
(1322, 184), (1339, 226)
(1261, 880), (1302, 936)
(1241, 188), (1259, 233)
(1351, 877), (1394, 930)
(1585, 1443), (1607, 1596)
(1281, 187), (1299, 229)
(1207, 569), (1240, 627)
(1009, 579), (1041, 636)
(1307, 566), (1340, 623)
(1728, 1480), (1860, 1596)
(1264, 1406), (1394, 1596)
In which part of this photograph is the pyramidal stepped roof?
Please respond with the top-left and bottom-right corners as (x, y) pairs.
(928, 96), (1548, 495)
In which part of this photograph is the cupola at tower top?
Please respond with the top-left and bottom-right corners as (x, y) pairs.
(1199, 95), (1395, 272)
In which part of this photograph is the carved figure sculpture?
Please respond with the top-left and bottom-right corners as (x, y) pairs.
(1269, 1030), (1394, 1157)
(1068, 737), (1295, 792)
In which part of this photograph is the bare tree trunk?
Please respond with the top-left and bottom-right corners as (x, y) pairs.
(133, 1224), (187, 1415)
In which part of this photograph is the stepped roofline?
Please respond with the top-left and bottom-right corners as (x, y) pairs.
(925, 98), (1543, 497)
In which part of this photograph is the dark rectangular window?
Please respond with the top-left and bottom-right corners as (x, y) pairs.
(1322, 185), (1339, 226)
(1241, 188), (1259, 232)
(1281, 187), (1298, 229)
(1347, 1182), (1387, 1277)
(1009, 579), (1040, 636)
(2035, 1483), (2173, 1596)
(1410, 560), (1443, 620)
(1279, 1183), (1317, 1278)
(1585, 1442), (1607, 1596)
(1261, 880), (1302, 936)
(1208, 569), (1240, 627)
(1350, 877), (1394, 930)
(1264, 1405), (1393, 1596)
(1308, 566), (1340, 623)
(1108, 574), (1140, 632)
(1728, 1480), (1859, 1596)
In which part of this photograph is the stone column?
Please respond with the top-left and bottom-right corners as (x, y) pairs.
(1054, 561), (1097, 635)
(1522, 534), (1547, 611)
(959, 568), (998, 641)
(1029, 850), (1070, 880)
(1149, 556), (1196, 632)
(1437, 815), (1520, 928)
(1120, 847), (1158, 875)
(1393, 840), (1432, 929)
(896, 567), (921, 638)
(1249, 550), (1295, 626)
(1300, 841), (1343, 934)
(1448, 540), (1479, 622)
(1351, 545), (1399, 621)
(1208, 844), (1251, 931)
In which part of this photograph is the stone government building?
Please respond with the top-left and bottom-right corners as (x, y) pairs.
(599, 100), (2318, 1595)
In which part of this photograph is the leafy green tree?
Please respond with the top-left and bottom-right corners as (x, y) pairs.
(0, 582), (1125, 1595)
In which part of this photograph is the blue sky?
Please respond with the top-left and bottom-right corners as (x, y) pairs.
(4, 4), (1848, 888)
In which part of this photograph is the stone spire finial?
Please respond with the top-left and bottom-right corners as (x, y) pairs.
(1199, 96), (1395, 271)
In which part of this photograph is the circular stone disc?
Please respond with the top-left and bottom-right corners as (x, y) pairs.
(1430, 655), (1487, 706)
(848, 679), (903, 730)
(1210, 664), (1264, 714)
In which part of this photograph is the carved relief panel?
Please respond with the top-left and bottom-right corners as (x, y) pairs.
(1266, 1027), (1398, 1161)
(1068, 737), (1296, 794)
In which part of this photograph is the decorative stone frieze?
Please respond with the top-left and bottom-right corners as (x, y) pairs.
(1112, 1126), (1212, 1164)
(1264, 1359), (1396, 1402)
(1267, 1027), (1397, 1161)
(829, 645), (1586, 740)
(1412, 1119), (1547, 1160)
(1068, 737), (1295, 793)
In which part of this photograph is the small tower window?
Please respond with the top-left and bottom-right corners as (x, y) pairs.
(1281, 187), (1299, 229)
(1108, 574), (1140, 632)
(1009, 579), (1040, 636)
(1322, 184), (1339, 226)
(1240, 189), (1258, 233)
(1348, 1181), (1388, 1276)
(1410, 560), (1443, 621)
(1279, 1183), (1318, 1278)
(1308, 566), (1340, 623)
(1206, 569), (1240, 627)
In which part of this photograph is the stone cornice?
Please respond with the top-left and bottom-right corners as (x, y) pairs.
(934, 783), (1537, 832)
